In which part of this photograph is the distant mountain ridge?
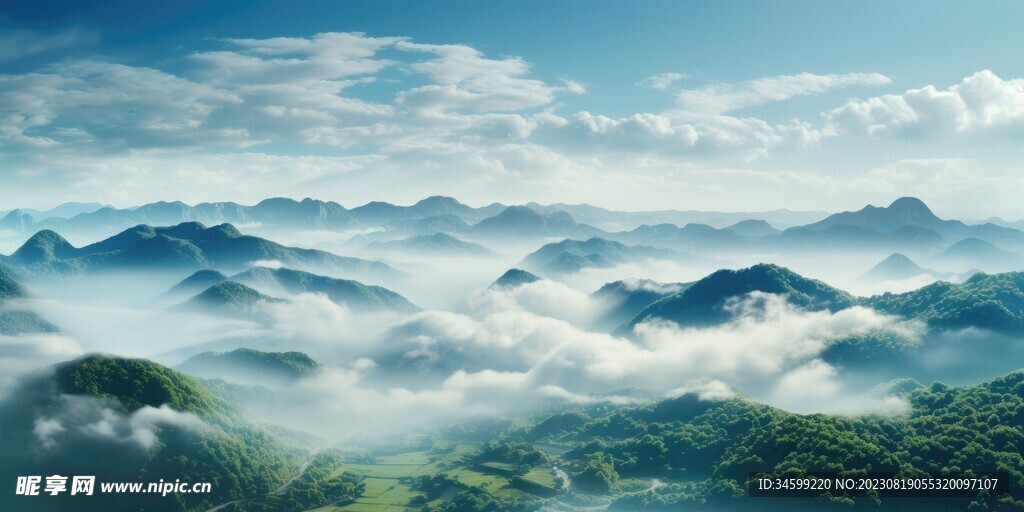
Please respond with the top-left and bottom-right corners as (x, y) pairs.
(5, 197), (1024, 274)
(362, 232), (497, 257)
(519, 237), (679, 275)
(1, 221), (403, 282)
(165, 266), (419, 313)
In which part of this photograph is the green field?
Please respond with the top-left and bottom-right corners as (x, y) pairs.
(310, 477), (422, 512)
(522, 467), (557, 488)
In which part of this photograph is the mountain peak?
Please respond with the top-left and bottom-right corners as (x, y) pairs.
(887, 197), (935, 217)
(490, 268), (541, 289)
(859, 252), (932, 282)
(12, 230), (76, 264)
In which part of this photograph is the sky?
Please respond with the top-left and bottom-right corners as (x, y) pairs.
(1, 0), (1023, 218)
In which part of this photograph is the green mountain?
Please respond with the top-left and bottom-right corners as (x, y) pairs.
(158, 269), (228, 303)
(490, 268), (542, 290)
(178, 281), (284, 315)
(529, 370), (1024, 510)
(232, 267), (420, 313)
(865, 271), (1024, 334)
(616, 263), (855, 335)
(0, 355), (316, 512)
(364, 232), (497, 257)
(178, 348), (319, 384)
(593, 279), (691, 331)
(4, 222), (403, 281)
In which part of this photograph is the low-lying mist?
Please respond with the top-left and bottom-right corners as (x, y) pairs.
(3, 246), (1020, 447)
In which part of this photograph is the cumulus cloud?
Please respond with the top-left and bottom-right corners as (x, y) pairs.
(826, 69), (1024, 139)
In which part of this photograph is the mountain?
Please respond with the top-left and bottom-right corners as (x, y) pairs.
(859, 252), (939, 282)
(765, 223), (945, 251)
(470, 206), (605, 241)
(363, 233), (497, 257)
(28, 198), (362, 236)
(0, 264), (28, 300)
(613, 223), (750, 251)
(158, 269), (228, 304)
(525, 202), (827, 231)
(412, 214), (472, 235)
(0, 354), (344, 512)
(616, 263), (856, 335)
(177, 281), (284, 314)
(932, 237), (1024, 272)
(519, 237), (677, 275)
(865, 271), (1024, 334)
(505, 369), (1024, 511)
(232, 267), (420, 313)
(799, 197), (1024, 250)
(0, 210), (35, 231)
(724, 219), (780, 237)
(0, 264), (59, 335)
(4, 222), (403, 281)
(178, 348), (319, 385)
(26, 202), (107, 220)
(592, 279), (692, 331)
(490, 268), (542, 289)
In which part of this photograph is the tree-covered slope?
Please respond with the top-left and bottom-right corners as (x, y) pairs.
(0, 355), (308, 512)
(527, 370), (1024, 511)
(617, 264), (855, 335)
(178, 348), (320, 384)
(865, 271), (1024, 334)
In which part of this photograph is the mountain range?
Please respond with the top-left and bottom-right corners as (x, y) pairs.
(0, 196), (826, 236)
(616, 262), (1024, 339)
(167, 266), (420, 314)
(0, 222), (403, 283)
(361, 232), (497, 257)
(5, 197), (1024, 276)
(519, 237), (681, 275)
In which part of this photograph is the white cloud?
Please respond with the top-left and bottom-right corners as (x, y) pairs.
(33, 397), (206, 451)
(826, 70), (1024, 139)
(638, 72), (688, 91)
(673, 72), (892, 115)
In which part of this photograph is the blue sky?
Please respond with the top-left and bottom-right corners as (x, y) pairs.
(2, 0), (1023, 218)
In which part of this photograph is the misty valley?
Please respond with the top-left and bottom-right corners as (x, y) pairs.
(3, 196), (1024, 512)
